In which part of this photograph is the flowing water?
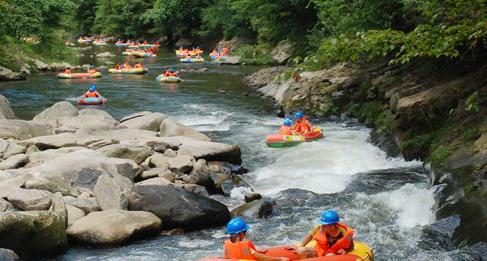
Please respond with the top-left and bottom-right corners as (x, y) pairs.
(0, 46), (474, 260)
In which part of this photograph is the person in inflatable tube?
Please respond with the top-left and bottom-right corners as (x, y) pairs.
(84, 85), (101, 98)
(293, 210), (354, 259)
(279, 119), (294, 135)
(224, 217), (289, 261)
(292, 112), (312, 134)
(163, 67), (178, 77)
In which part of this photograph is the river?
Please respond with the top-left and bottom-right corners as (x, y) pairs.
(0, 46), (473, 260)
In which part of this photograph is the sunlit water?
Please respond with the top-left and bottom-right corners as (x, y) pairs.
(0, 46), (470, 260)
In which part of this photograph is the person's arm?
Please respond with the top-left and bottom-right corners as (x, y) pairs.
(253, 251), (289, 261)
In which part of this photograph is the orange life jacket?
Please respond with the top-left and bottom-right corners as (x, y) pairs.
(223, 240), (257, 260)
(293, 118), (312, 134)
(313, 223), (354, 256)
(279, 126), (293, 135)
(85, 91), (100, 98)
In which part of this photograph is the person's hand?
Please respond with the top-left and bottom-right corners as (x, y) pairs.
(337, 249), (346, 255)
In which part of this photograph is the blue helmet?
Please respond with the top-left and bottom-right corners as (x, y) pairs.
(283, 119), (293, 126)
(295, 111), (304, 119)
(169, 67), (175, 72)
(226, 217), (249, 235)
(89, 85), (96, 92)
(319, 210), (340, 225)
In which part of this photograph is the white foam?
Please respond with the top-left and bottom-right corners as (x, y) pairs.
(372, 183), (435, 228)
(229, 186), (254, 200)
(249, 123), (421, 195)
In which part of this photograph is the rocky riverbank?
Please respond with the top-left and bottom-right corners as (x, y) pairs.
(0, 97), (263, 259)
(244, 62), (487, 244)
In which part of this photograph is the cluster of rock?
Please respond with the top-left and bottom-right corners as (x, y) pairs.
(0, 97), (260, 259)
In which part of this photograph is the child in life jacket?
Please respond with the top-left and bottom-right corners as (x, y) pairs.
(279, 119), (294, 135)
(84, 85), (101, 98)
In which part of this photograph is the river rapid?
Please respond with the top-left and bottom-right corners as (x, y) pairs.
(0, 46), (476, 260)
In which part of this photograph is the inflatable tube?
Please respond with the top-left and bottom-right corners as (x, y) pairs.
(115, 43), (128, 46)
(156, 74), (182, 83)
(180, 57), (205, 63)
(77, 39), (93, 44)
(78, 96), (107, 105)
(199, 242), (373, 261)
(94, 41), (107, 46)
(132, 51), (156, 58)
(57, 72), (102, 79)
(266, 127), (323, 148)
(122, 51), (134, 56)
(108, 68), (148, 74)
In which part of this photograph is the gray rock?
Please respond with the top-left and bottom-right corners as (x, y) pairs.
(175, 183), (209, 197)
(19, 133), (118, 150)
(271, 41), (295, 64)
(119, 111), (152, 123)
(47, 62), (73, 71)
(110, 157), (142, 180)
(67, 210), (162, 245)
(164, 148), (177, 157)
(96, 52), (115, 58)
(0, 120), (54, 140)
(0, 154), (28, 170)
(0, 95), (15, 119)
(0, 139), (26, 159)
(218, 56), (241, 65)
(243, 66), (289, 89)
(127, 184), (230, 230)
(94, 175), (133, 210)
(26, 147), (86, 166)
(0, 194), (67, 258)
(421, 214), (462, 250)
(32, 59), (49, 71)
(0, 199), (13, 212)
(149, 153), (170, 169)
(63, 196), (100, 213)
(33, 102), (79, 122)
(140, 168), (173, 181)
(168, 155), (193, 173)
(66, 205), (85, 226)
(0, 248), (19, 261)
(231, 199), (274, 219)
(245, 192), (262, 203)
(160, 118), (211, 141)
(23, 149), (123, 195)
(5, 188), (53, 211)
(97, 144), (152, 164)
(119, 112), (167, 132)
(0, 176), (25, 198)
(0, 66), (25, 81)
(136, 177), (172, 186)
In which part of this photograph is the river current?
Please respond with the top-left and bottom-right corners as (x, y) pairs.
(0, 46), (473, 260)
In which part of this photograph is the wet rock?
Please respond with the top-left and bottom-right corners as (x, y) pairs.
(368, 129), (400, 158)
(231, 199), (274, 219)
(23, 149), (124, 195)
(245, 192), (262, 203)
(67, 209), (162, 245)
(0, 154), (28, 170)
(0, 95), (15, 119)
(168, 155), (193, 173)
(97, 144), (152, 164)
(94, 175), (133, 210)
(160, 118), (211, 141)
(31, 59), (49, 71)
(66, 205), (85, 226)
(0, 120), (54, 140)
(119, 112), (167, 132)
(0, 248), (19, 261)
(463, 242), (487, 260)
(47, 62), (73, 71)
(218, 89), (227, 94)
(0, 194), (68, 258)
(63, 196), (100, 214)
(127, 184), (231, 230)
(161, 228), (184, 236)
(5, 188), (53, 211)
(271, 41), (295, 64)
(218, 56), (241, 65)
(0, 66), (25, 81)
(421, 214), (461, 250)
(243, 66), (289, 89)
(96, 52), (115, 58)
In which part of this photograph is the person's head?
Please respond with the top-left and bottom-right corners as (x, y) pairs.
(294, 111), (304, 119)
(319, 210), (340, 233)
(283, 118), (293, 126)
(88, 85), (97, 92)
(169, 67), (175, 73)
(227, 217), (249, 242)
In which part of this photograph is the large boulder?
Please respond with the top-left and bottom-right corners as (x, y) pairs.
(76, 109), (119, 131)
(67, 210), (161, 245)
(0, 95), (15, 119)
(160, 118), (211, 141)
(97, 144), (152, 164)
(94, 175), (133, 210)
(0, 66), (25, 81)
(32, 102), (79, 123)
(0, 154), (28, 170)
(119, 112), (167, 132)
(0, 194), (68, 258)
(218, 56), (241, 65)
(271, 41), (295, 64)
(0, 120), (54, 140)
(23, 149), (125, 195)
(127, 184), (231, 230)
(0, 248), (19, 261)
(243, 66), (289, 89)
(5, 188), (53, 211)
(31, 59), (49, 71)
